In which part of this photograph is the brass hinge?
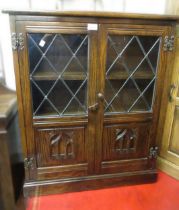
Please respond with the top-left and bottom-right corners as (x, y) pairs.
(149, 146), (158, 159)
(24, 157), (34, 169)
(163, 35), (175, 51)
(11, 32), (24, 51)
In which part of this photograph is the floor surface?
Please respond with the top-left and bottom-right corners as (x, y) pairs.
(27, 171), (179, 210)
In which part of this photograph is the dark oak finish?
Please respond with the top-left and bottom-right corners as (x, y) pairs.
(0, 84), (16, 210)
(0, 84), (25, 210)
(23, 170), (157, 196)
(0, 131), (15, 210)
(5, 10), (179, 196)
(3, 9), (179, 21)
(34, 126), (88, 180)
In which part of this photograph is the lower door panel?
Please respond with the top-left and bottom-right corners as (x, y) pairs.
(34, 126), (88, 180)
(101, 122), (151, 174)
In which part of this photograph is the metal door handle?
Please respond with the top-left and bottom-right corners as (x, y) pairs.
(88, 103), (99, 111)
(169, 84), (176, 102)
(97, 92), (104, 101)
(88, 93), (104, 111)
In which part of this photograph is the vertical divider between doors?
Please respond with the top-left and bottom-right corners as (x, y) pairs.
(94, 24), (107, 174)
(87, 29), (99, 174)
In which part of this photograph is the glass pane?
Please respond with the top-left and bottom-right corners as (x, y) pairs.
(28, 33), (88, 117)
(105, 35), (161, 114)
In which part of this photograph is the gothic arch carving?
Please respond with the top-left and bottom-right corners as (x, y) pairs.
(50, 131), (74, 160)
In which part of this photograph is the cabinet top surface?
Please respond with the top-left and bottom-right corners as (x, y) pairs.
(3, 9), (179, 21)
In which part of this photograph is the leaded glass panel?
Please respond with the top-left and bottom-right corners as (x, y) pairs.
(104, 35), (161, 114)
(28, 33), (88, 117)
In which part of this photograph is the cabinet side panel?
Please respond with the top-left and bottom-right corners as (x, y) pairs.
(10, 16), (28, 157)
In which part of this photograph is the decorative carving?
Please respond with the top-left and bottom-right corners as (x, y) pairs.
(114, 128), (137, 153)
(50, 131), (74, 160)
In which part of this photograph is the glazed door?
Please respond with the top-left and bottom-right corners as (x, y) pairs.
(95, 24), (169, 174)
(17, 21), (98, 180)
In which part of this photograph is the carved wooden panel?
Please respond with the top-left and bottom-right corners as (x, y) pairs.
(115, 128), (137, 153)
(102, 123), (151, 161)
(35, 127), (86, 167)
(50, 131), (74, 160)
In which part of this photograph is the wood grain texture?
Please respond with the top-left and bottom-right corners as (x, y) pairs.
(86, 28), (98, 174)
(0, 84), (17, 128)
(16, 21), (36, 180)
(156, 26), (176, 147)
(23, 170), (157, 197)
(0, 85), (25, 210)
(0, 131), (16, 210)
(35, 127), (86, 166)
(102, 123), (150, 161)
(158, 26), (179, 179)
(101, 158), (149, 174)
(9, 16), (28, 160)
(94, 23), (106, 174)
(16, 21), (91, 181)
(3, 9), (179, 21)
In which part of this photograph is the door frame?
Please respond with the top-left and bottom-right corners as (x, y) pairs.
(16, 20), (98, 179)
(94, 23), (173, 173)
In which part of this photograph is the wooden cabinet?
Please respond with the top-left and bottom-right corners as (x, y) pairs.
(0, 84), (25, 210)
(157, 27), (179, 180)
(4, 10), (179, 196)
